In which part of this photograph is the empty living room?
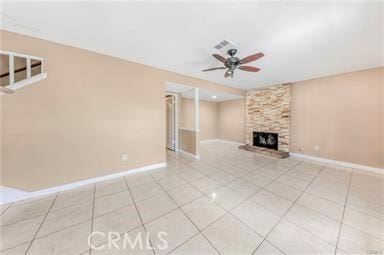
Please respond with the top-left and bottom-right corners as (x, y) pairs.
(0, 1), (383, 254)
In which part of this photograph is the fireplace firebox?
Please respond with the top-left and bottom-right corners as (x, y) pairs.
(253, 131), (278, 150)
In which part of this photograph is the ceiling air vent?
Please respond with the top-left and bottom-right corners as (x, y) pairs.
(214, 39), (237, 54)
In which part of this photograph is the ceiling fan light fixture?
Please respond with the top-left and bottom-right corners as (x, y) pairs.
(212, 95), (217, 99)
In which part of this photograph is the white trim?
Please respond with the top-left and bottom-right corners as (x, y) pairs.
(9, 54), (14, 84)
(290, 153), (383, 174)
(165, 91), (179, 151)
(26, 57), (31, 78)
(178, 127), (200, 132)
(179, 149), (200, 160)
(216, 139), (245, 146)
(194, 87), (199, 131)
(7, 73), (47, 91)
(0, 162), (167, 205)
(200, 139), (219, 144)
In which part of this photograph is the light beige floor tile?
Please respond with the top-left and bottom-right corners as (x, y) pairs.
(222, 166), (249, 178)
(337, 224), (384, 254)
(167, 184), (203, 206)
(265, 181), (302, 202)
(226, 179), (261, 198)
(190, 177), (221, 193)
(277, 174), (310, 190)
(0, 242), (30, 255)
(267, 219), (335, 254)
(203, 214), (263, 255)
(231, 200), (280, 237)
(1, 197), (54, 226)
(130, 182), (164, 202)
(197, 166), (222, 175)
(170, 234), (218, 255)
(297, 192), (344, 221)
(347, 185), (384, 220)
(150, 168), (179, 180)
(178, 170), (205, 182)
(136, 193), (177, 223)
(207, 186), (246, 211)
(145, 209), (198, 255)
(208, 171), (237, 185)
(285, 170), (316, 182)
(306, 180), (348, 205)
(91, 226), (153, 255)
(125, 172), (156, 188)
(37, 202), (93, 237)
(94, 190), (133, 217)
(343, 208), (384, 240)
(242, 172), (273, 188)
(28, 220), (91, 255)
(285, 204), (340, 245)
(95, 178), (127, 198)
(92, 204), (141, 246)
(182, 197), (226, 230)
(158, 176), (187, 191)
(250, 190), (293, 216)
(256, 168), (285, 180)
(51, 185), (94, 211)
(0, 216), (43, 251)
(253, 240), (284, 255)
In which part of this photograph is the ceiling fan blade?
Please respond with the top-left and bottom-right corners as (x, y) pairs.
(212, 54), (227, 63)
(202, 67), (226, 72)
(240, 52), (264, 64)
(239, 66), (260, 72)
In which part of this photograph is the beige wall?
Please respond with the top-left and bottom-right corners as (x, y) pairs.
(291, 67), (384, 168)
(179, 129), (198, 155)
(218, 99), (245, 143)
(0, 30), (244, 191)
(179, 97), (219, 141)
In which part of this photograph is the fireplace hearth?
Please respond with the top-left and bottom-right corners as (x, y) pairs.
(253, 131), (278, 150)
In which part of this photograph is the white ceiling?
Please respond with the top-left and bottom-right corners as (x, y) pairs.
(1, 1), (383, 90)
(166, 82), (243, 102)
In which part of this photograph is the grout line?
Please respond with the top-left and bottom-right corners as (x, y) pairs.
(250, 163), (327, 254)
(334, 168), (354, 254)
(88, 184), (96, 255)
(147, 169), (223, 255)
(24, 193), (59, 255)
(123, 176), (156, 255)
(0, 202), (14, 216)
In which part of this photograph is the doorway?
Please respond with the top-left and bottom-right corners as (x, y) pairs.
(165, 94), (176, 151)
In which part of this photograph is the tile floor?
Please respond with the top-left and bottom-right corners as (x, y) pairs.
(1, 142), (383, 254)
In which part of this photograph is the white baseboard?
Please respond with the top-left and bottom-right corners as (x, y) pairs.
(199, 138), (244, 146)
(200, 139), (219, 144)
(179, 149), (200, 159)
(290, 153), (383, 174)
(0, 162), (167, 205)
(216, 139), (245, 146)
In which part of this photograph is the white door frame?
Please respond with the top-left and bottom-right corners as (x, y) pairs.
(165, 92), (179, 151)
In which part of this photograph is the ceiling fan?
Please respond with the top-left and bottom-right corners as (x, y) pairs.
(202, 49), (264, 78)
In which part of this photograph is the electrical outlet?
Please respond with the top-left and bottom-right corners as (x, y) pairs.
(315, 145), (320, 151)
(121, 153), (128, 162)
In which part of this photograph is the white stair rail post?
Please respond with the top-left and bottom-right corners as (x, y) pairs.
(9, 53), (14, 84)
(26, 57), (31, 78)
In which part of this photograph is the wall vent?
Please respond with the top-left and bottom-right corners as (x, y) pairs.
(214, 39), (236, 54)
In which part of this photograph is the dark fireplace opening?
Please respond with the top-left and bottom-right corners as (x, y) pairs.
(253, 132), (278, 150)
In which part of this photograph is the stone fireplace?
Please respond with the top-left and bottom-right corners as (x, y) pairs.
(245, 84), (291, 153)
